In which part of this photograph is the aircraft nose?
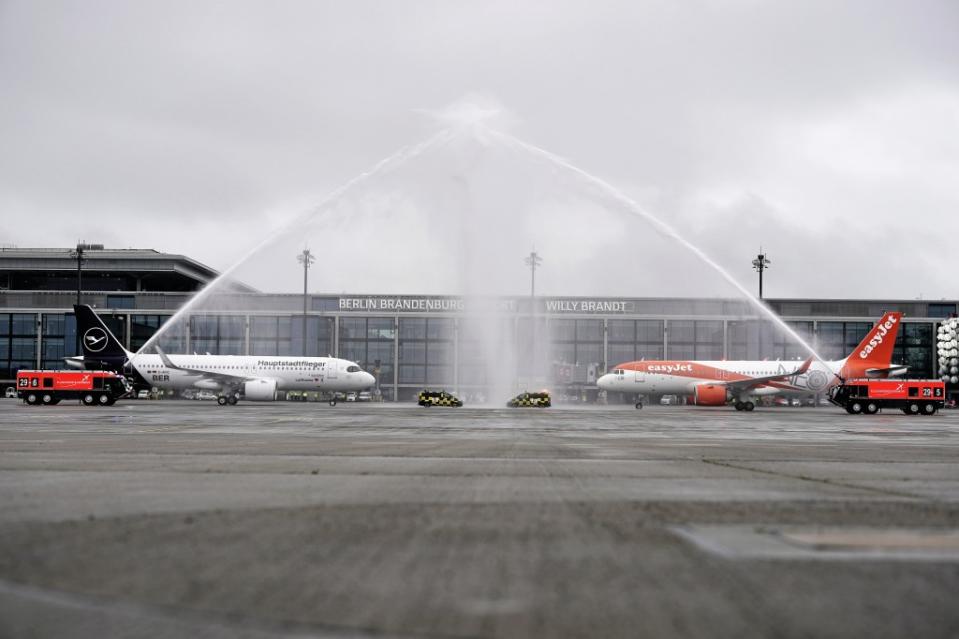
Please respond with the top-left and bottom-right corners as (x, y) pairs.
(597, 374), (614, 391)
(361, 372), (375, 388)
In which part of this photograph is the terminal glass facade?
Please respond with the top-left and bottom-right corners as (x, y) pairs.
(667, 320), (723, 360)
(894, 322), (934, 376)
(0, 304), (948, 398)
(727, 321), (814, 361)
(339, 317), (395, 400)
(607, 320), (665, 366)
(131, 314), (174, 351)
(549, 319), (604, 366)
(0, 314), (37, 380)
(41, 313), (73, 370)
(817, 321), (871, 361)
(397, 318), (454, 389)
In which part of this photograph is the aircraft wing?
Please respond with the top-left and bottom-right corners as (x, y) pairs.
(865, 365), (908, 377)
(721, 357), (814, 392)
(62, 356), (85, 369)
(154, 346), (252, 384)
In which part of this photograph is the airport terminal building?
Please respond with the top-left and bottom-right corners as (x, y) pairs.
(1, 247), (956, 400)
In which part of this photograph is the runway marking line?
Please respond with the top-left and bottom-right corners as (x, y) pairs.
(0, 577), (450, 638)
(700, 458), (931, 502)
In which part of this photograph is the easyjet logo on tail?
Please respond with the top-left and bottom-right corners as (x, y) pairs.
(859, 314), (898, 360)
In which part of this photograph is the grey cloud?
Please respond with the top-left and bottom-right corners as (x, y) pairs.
(0, 0), (956, 299)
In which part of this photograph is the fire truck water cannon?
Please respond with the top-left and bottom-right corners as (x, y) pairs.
(937, 318), (959, 385)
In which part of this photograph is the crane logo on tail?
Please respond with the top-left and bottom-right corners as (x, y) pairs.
(83, 327), (108, 353)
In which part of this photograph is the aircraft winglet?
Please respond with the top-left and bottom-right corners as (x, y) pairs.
(154, 345), (180, 370)
(795, 356), (814, 376)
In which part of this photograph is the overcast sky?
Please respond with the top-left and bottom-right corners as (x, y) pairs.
(1, 1), (957, 300)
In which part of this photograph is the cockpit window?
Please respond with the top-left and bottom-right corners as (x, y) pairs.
(346, 365), (362, 373)
(614, 369), (624, 375)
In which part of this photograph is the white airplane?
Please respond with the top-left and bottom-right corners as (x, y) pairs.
(597, 312), (905, 411)
(74, 304), (374, 406)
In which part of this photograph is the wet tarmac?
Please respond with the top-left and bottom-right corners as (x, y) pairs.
(1, 399), (958, 638)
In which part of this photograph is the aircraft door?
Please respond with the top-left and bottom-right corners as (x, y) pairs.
(327, 361), (338, 381)
(635, 370), (655, 392)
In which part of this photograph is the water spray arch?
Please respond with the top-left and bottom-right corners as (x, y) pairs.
(136, 119), (824, 400)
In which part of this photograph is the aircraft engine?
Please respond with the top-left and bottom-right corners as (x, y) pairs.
(693, 383), (728, 406)
(244, 379), (278, 401)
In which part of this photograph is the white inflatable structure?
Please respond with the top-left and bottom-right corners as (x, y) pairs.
(936, 317), (959, 385)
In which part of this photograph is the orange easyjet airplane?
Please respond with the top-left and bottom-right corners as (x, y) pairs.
(597, 312), (905, 411)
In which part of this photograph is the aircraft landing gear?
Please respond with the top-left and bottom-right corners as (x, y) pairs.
(734, 401), (755, 412)
(635, 402), (643, 409)
(329, 399), (337, 407)
(217, 392), (240, 406)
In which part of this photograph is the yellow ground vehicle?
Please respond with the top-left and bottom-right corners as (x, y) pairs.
(418, 389), (463, 407)
(507, 391), (551, 408)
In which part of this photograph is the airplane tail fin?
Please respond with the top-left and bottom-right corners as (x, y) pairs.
(73, 304), (132, 369)
(839, 312), (903, 379)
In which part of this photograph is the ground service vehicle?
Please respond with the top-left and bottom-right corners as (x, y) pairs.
(507, 391), (551, 408)
(829, 379), (945, 415)
(418, 390), (463, 407)
(17, 370), (131, 406)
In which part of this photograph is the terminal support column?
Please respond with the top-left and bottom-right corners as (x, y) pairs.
(35, 313), (42, 369)
(663, 319), (669, 359)
(393, 315), (399, 402)
(602, 319), (608, 377)
(453, 318), (459, 393)
(722, 320), (728, 360)
(333, 316), (340, 358)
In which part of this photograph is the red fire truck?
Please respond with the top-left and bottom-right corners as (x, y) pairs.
(16, 370), (132, 406)
(828, 379), (946, 415)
